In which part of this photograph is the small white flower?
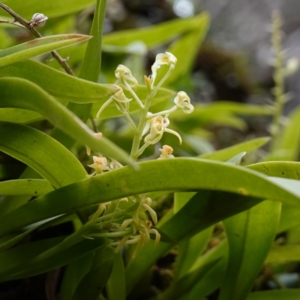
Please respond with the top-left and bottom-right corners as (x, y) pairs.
(115, 65), (138, 90)
(174, 91), (194, 114)
(150, 52), (177, 88)
(88, 156), (110, 175)
(144, 116), (182, 144)
(30, 13), (48, 28)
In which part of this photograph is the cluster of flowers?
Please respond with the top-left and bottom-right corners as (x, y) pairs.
(86, 52), (193, 256)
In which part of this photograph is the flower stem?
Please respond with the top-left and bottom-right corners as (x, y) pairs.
(124, 81), (144, 109)
(130, 94), (152, 160)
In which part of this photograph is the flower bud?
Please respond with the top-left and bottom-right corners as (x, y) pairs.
(30, 13), (48, 28)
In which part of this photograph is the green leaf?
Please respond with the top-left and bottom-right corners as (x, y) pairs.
(71, 259), (113, 300)
(200, 137), (270, 161)
(160, 257), (220, 300)
(218, 200), (281, 300)
(195, 102), (274, 116)
(158, 13), (210, 85)
(0, 237), (109, 282)
(226, 152), (246, 165)
(0, 0), (96, 19)
(0, 122), (86, 188)
(2, 158), (300, 236)
(103, 13), (209, 48)
(0, 179), (53, 196)
(0, 108), (42, 124)
(60, 254), (94, 300)
(278, 204), (300, 233)
(247, 290), (300, 300)
(79, 0), (106, 82)
(0, 77), (132, 165)
(172, 103), (273, 131)
(0, 34), (91, 68)
(174, 192), (213, 279)
(175, 226), (213, 278)
(269, 106), (300, 160)
(183, 243), (227, 300)
(248, 161), (300, 179)
(0, 60), (118, 104)
(247, 161), (300, 232)
(106, 252), (126, 300)
(265, 245), (300, 263)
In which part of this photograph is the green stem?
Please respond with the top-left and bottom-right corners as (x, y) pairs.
(130, 95), (152, 160)
(89, 228), (133, 238)
(148, 106), (178, 118)
(151, 65), (174, 99)
(134, 142), (151, 158)
(124, 81), (144, 109)
(123, 111), (137, 130)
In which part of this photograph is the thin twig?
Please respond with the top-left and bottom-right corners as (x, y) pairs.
(0, 2), (75, 75)
(0, 19), (26, 29)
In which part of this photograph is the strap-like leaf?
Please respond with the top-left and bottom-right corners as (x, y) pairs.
(0, 77), (133, 165)
(0, 60), (117, 103)
(0, 122), (85, 188)
(1, 158), (300, 236)
(0, 34), (90, 67)
(218, 201), (281, 300)
(0, 0), (95, 19)
(0, 179), (53, 196)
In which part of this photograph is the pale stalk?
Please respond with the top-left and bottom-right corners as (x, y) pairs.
(270, 10), (285, 151)
(130, 65), (174, 160)
(124, 81), (144, 109)
(130, 95), (152, 160)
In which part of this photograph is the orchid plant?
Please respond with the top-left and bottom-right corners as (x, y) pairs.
(1, 2), (300, 300)
(88, 51), (194, 257)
